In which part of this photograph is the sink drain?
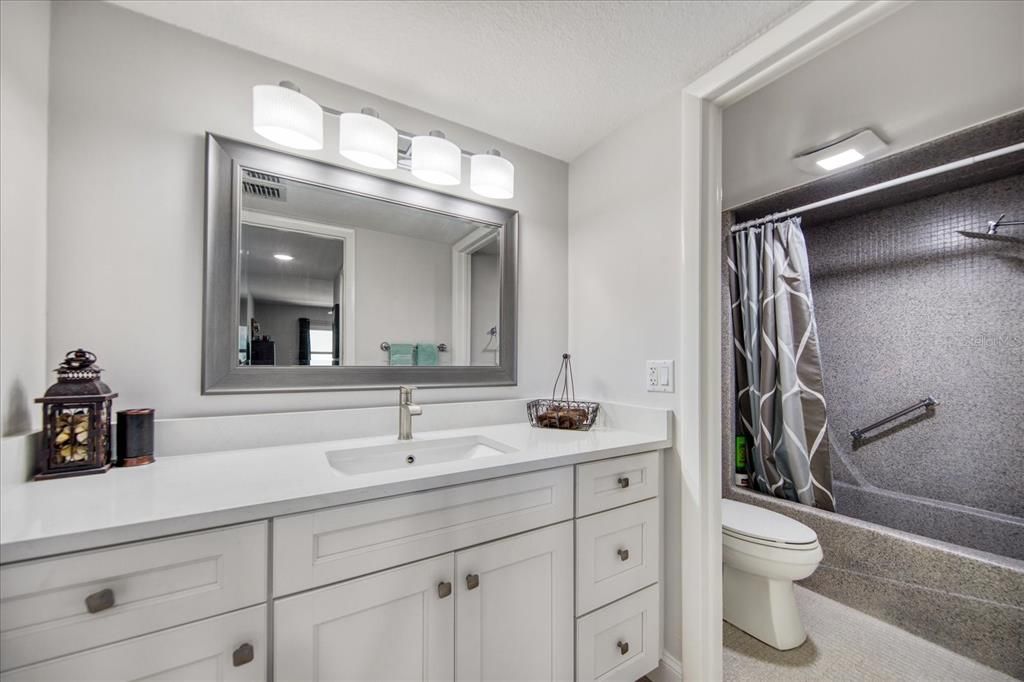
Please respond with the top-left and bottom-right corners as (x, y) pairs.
(406, 455), (416, 464)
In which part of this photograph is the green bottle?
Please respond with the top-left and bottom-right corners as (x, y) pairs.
(734, 436), (750, 487)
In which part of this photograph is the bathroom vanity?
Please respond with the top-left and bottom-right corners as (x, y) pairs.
(0, 404), (669, 682)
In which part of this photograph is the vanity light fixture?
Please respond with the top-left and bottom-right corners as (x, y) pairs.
(794, 128), (888, 174)
(273, 253), (294, 261)
(339, 107), (398, 170)
(411, 130), (462, 186)
(470, 149), (515, 199)
(251, 81), (514, 198)
(252, 82), (323, 151)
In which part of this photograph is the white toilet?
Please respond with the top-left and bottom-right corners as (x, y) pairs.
(721, 499), (823, 650)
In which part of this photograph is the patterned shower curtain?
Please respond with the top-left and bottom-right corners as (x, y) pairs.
(728, 217), (835, 511)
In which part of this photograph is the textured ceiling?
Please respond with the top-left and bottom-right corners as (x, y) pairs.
(109, 0), (804, 160)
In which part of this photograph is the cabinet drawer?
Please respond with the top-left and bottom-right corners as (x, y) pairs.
(274, 467), (573, 595)
(1, 604), (266, 681)
(575, 499), (659, 615)
(576, 585), (660, 682)
(0, 522), (267, 672)
(576, 452), (659, 516)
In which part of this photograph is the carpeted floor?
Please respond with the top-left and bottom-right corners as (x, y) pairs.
(723, 586), (1014, 681)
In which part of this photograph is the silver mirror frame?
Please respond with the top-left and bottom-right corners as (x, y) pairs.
(203, 133), (518, 393)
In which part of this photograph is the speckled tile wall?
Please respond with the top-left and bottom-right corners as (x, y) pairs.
(805, 174), (1024, 524)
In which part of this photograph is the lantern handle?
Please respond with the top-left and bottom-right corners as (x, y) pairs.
(62, 349), (98, 370)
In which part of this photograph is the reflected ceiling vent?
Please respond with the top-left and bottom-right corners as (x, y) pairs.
(242, 169), (286, 201)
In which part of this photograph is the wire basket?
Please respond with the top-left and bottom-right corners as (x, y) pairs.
(527, 353), (600, 431)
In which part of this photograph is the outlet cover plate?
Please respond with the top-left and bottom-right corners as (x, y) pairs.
(646, 360), (674, 393)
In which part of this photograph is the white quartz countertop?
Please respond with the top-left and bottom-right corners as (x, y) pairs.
(1, 420), (669, 563)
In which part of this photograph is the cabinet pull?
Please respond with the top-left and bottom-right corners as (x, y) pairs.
(84, 588), (115, 614)
(617, 476), (630, 488)
(617, 548), (630, 561)
(617, 640), (630, 655)
(466, 573), (480, 590)
(438, 581), (452, 599)
(232, 643), (255, 667)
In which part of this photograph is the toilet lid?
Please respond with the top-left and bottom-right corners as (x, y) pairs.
(722, 499), (818, 545)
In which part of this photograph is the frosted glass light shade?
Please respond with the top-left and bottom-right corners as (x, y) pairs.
(252, 84), (323, 150)
(339, 111), (397, 169)
(470, 151), (514, 199)
(411, 132), (461, 186)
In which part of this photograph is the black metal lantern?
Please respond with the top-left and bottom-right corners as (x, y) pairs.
(35, 349), (118, 480)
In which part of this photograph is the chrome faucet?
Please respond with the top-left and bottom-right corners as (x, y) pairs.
(398, 386), (422, 440)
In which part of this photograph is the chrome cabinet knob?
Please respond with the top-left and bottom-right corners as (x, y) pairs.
(85, 588), (115, 614)
(438, 581), (452, 599)
(617, 640), (629, 655)
(617, 548), (629, 561)
(617, 477), (630, 489)
(466, 573), (480, 590)
(232, 643), (254, 667)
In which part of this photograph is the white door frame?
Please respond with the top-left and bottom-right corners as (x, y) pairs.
(666, 2), (909, 680)
(240, 209), (357, 366)
(450, 228), (501, 366)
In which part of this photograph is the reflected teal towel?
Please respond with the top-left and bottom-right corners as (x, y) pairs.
(415, 343), (438, 366)
(389, 343), (414, 366)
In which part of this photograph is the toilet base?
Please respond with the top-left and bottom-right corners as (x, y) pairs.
(723, 564), (807, 650)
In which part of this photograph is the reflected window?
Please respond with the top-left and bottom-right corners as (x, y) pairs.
(309, 328), (334, 367)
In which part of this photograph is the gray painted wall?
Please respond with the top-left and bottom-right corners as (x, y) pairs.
(0, 0), (50, 436)
(44, 0), (567, 417)
(805, 173), (1024, 520)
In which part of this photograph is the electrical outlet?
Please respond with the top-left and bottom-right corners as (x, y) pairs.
(646, 360), (674, 392)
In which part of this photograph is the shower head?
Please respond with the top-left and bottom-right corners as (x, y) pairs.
(958, 213), (1024, 244)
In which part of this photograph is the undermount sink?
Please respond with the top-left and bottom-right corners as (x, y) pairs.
(325, 436), (516, 476)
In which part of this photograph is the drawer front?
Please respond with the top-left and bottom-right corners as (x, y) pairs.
(575, 499), (659, 615)
(576, 585), (660, 682)
(576, 452), (659, 517)
(273, 467), (573, 596)
(1, 604), (266, 681)
(0, 523), (267, 672)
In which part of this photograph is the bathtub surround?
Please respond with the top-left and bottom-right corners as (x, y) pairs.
(804, 173), (1024, 530)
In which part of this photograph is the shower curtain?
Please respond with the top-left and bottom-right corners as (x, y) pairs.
(728, 217), (835, 511)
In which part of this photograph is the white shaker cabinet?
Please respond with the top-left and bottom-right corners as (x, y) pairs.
(455, 521), (574, 682)
(274, 554), (456, 682)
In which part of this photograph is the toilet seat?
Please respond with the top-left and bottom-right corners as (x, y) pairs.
(722, 498), (819, 549)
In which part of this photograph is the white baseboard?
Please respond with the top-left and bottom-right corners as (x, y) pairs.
(647, 650), (683, 682)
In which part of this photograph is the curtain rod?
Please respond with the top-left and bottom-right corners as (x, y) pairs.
(730, 141), (1024, 233)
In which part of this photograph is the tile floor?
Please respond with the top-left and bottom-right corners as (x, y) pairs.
(723, 586), (1015, 681)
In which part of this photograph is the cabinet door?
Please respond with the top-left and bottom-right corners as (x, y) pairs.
(455, 522), (573, 682)
(274, 554), (455, 682)
(1, 605), (265, 682)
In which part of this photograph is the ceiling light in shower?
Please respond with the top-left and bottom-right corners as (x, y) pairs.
(252, 82), (324, 151)
(411, 130), (462, 186)
(339, 107), (398, 170)
(273, 253), (294, 261)
(816, 148), (864, 171)
(794, 128), (887, 174)
(470, 149), (515, 199)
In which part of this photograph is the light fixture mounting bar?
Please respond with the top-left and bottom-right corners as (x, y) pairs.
(286, 86), (488, 159)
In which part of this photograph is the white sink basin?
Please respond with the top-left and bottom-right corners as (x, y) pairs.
(325, 436), (516, 476)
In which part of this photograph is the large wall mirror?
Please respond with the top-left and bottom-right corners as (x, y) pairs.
(204, 134), (517, 393)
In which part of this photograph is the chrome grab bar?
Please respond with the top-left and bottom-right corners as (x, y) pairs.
(851, 396), (939, 443)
